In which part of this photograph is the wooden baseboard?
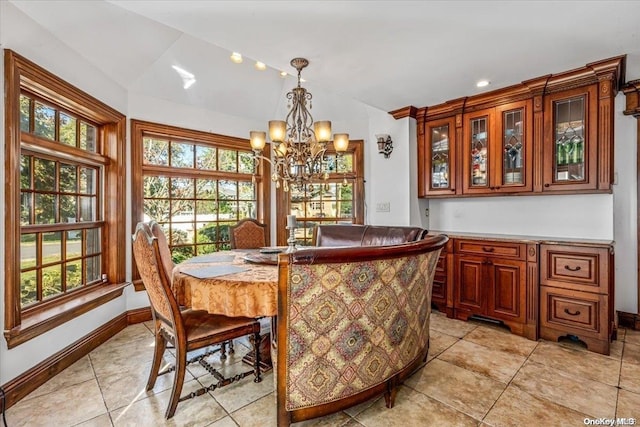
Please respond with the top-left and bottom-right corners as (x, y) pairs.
(618, 311), (640, 330)
(127, 306), (152, 324)
(1, 306), (152, 410)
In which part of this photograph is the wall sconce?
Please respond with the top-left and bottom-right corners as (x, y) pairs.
(376, 134), (393, 158)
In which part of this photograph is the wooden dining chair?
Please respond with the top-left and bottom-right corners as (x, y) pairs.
(149, 220), (236, 358)
(132, 222), (262, 419)
(229, 218), (267, 249)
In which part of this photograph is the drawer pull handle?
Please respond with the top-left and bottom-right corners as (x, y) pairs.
(482, 247), (495, 252)
(564, 265), (581, 272)
(564, 308), (581, 316)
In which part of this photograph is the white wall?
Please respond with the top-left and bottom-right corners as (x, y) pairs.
(0, 3), (130, 383)
(613, 94), (638, 314)
(365, 106), (412, 226)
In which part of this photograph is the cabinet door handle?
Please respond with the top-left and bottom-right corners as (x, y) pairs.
(544, 183), (550, 187)
(564, 265), (581, 272)
(486, 260), (493, 265)
(564, 308), (581, 316)
(482, 246), (495, 252)
(450, 188), (456, 192)
(495, 186), (501, 190)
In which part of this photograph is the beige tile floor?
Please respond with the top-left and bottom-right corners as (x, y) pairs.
(7, 311), (640, 426)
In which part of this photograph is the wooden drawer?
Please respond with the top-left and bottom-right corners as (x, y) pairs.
(540, 286), (608, 339)
(455, 239), (525, 260)
(540, 244), (610, 293)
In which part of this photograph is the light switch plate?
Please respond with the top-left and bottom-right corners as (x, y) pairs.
(376, 202), (390, 212)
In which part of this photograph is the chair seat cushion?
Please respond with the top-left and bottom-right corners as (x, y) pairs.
(181, 309), (259, 349)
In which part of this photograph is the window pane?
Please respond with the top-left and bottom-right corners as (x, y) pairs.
(86, 228), (100, 255)
(170, 225), (193, 245)
(80, 121), (97, 152)
(195, 145), (216, 170)
(42, 264), (62, 299)
(196, 179), (217, 199)
(144, 175), (170, 199)
(66, 260), (82, 290)
(171, 142), (194, 168)
(79, 167), (97, 194)
(20, 270), (37, 307)
(196, 222), (215, 243)
(219, 201), (238, 220)
(196, 200), (217, 221)
(218, 180), (237, 200)
(238, 152), (255, 174)
(66, 230), (82, 259)
(80, 196), (95, 221)
(20, 95), (31, 132)
(34, 101), (55, 140)
(21, 193), (32, 225)
(20, 234), (37, 271)
(59, 113), (77, 146)
(171, 201), (193, 221)
(34, 158), (56, 191)
(43, 232), (62, 263)
(171, 178), (194, 199)
(85, 256), (101, 283)
(239, 201), (255, 219)
(60, 195), (77, 222)
(143, 138), (169, 166)
(144, 199), (170, 223)
(238, 181), (255, 200)
(218, 149), (237, 172)
(20, 155), (31, 189)
(35, 194), (56, 224)
(59, 164), (77, 193)
(171, 246), (193, 264)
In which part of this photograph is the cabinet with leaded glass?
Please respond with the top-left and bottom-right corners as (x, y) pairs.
(462, 100), (533, 195)
(419, 117), (457, 196)
(542, 84), (598, 192)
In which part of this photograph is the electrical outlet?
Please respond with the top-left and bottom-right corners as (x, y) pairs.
(376, 202), (390, 212)
(425, 208), (429, 217)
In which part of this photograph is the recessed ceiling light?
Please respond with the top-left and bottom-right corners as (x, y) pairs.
(255, 61), (266, 71)
(476, 80), (490, 88)
(280, 71), (288, 77)
(171, 65), (196, 89)
(230, 52), (243, 64)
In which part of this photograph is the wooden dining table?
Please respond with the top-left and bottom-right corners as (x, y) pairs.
(172, 249), (281, 369)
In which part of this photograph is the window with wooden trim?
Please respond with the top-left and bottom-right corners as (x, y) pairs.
(4, 50), (127, 348)
(276, 141), (365, 245)
(131, 120), (271, 266)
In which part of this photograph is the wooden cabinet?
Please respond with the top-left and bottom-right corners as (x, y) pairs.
(542, 85), (598, 192)
(539, 243), (614, 355)
(420, 117), (458, 196)
(431, 237), (454, 316)
(428, 232), (614, 354)
(462, 100), (533, 195)
(412, 55), (625, 199)
(453, 239), (531, 338)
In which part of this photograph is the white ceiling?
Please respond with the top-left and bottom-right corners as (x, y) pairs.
(8, 0), (640, 123)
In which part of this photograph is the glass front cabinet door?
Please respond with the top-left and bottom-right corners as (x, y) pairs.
(543, 85), (598, 191)
(462, 100), (532, 195)
(421, 117), (457, 196)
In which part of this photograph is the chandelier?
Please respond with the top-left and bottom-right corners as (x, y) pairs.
(249, 58), (349, 192)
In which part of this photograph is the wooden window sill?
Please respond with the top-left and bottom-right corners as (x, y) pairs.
(3, 282), (130, 349)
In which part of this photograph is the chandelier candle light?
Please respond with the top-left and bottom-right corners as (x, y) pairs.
(286, 214), (297, 253)
(249, 58), (349, 192)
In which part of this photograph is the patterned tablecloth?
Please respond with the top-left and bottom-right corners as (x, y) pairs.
(173, 250), (278, 317)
